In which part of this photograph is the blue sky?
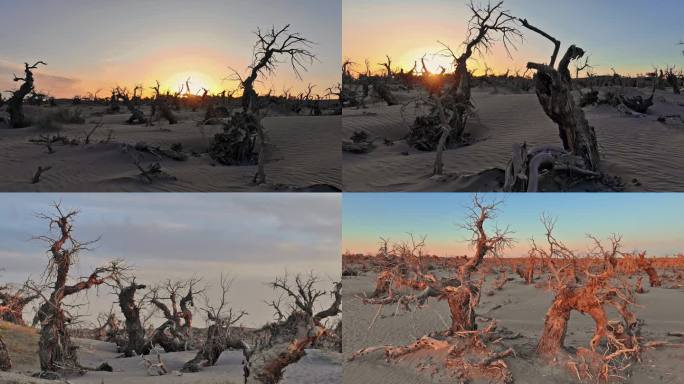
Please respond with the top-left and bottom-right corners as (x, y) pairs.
(343, 193), (684, 257)
(0, 193), (340, 326)
(0, 0), (341, 97)
(344, 0), (683, 75)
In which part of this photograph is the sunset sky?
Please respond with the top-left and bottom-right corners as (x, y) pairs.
(343, 193), (684, 258)
(344, 0), (684, 76)
(0, 0), (340, 98)
(0, 193), (340, 327)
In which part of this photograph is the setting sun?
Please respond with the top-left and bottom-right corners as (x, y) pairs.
(398, 49), (455, 74)
(163, 71), (221, 95)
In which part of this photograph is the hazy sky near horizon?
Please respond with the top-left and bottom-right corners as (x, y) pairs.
(344, 0), (684, 75)
(343, 193), (684, 258)
(0, 0), (341, 98)
(0, 193), (340, 327)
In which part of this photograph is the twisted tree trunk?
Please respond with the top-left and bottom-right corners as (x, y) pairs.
(521, 20), (601, 172)
(6, 61), (46, 128)
(118, 283), (149, 356)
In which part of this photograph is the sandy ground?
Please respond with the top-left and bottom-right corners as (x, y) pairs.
(342, 271), (684, 384)
(342, 88), (684, 192)
(0, 334), (341, 384)
(0, 105), (341, 192)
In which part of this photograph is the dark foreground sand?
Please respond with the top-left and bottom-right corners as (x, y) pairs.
(0, 105), (341, 192)
(343, 88), (684, 192)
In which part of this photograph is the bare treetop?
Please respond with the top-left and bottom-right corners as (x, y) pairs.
(32, 203), (104, 281)
(463, 1), (522, 59)
(459, 195), (514, 278)
(251, 24), (317, 80)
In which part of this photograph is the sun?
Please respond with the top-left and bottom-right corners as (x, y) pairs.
(163, 71), (218, 95)
(398, 50), (456, 74)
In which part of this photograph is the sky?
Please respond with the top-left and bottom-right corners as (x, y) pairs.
(343, 193), (684, 258)
(0, 0), (341, 98)
(0, 193), (340, 327)
(344, 0), (684, 76)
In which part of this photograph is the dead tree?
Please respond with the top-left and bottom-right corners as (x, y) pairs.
(0, 283), (40, 325)
(366, 196), (512, 332)
(353, 196), (515, 383)
(635, 252), (661, 287)
(409, 1), (521, 174)
(150, 81), (178, 124)
(114, 87), (147, 125)
(664, 66), (681, 95)
(214, 25), (316, 185)
(520, 18), (601, 173)
(150, 278), (203, 352)
(531, 215), (641, 381)
(619, 74), (657, 114)
(182, 274), (248, 372)
(111, 276), (151, 356)
(246, 274), (341, 384)
(378, 55), (393, 78)
(6, 61), (47, 128)
(92, 309), (122, 343)
(237, 24), (316, 114)
(31, 203), (124, 373)
(515, 251), (535, 284)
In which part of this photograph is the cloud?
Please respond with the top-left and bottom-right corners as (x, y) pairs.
(0, 194), (341, 327)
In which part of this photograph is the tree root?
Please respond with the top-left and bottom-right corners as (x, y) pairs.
(350, 323), (514, 384)
(504, 143), (603, 192)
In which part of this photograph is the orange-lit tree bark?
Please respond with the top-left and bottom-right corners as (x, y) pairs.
(0, 283), (39, 325)
(354, 195), (515, 383)
(636, 252), (661, 287)
(366, 195), (512, 332)
(532, 215), (640, 381)
(515, 251), (535, 284)
(31, 204), (124, 373)
(150, 278), (203, 352)
(246, 274), (341, 384)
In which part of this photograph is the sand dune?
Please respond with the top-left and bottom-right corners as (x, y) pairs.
(343, 89), (684, 192)
(0, 106), (341, 192)
(343, 272), (684, 384)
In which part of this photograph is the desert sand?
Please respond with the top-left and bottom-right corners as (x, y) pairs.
(343, 88), (684, 192)
(0, 104), (341, 192)
(0, 326), (341, 384)
(342, 271), (684, 384)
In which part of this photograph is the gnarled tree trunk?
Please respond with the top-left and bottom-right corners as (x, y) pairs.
(521, 20), (601, 172)
(118, 283), (150, 356)
(6, 61), (46, 128)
